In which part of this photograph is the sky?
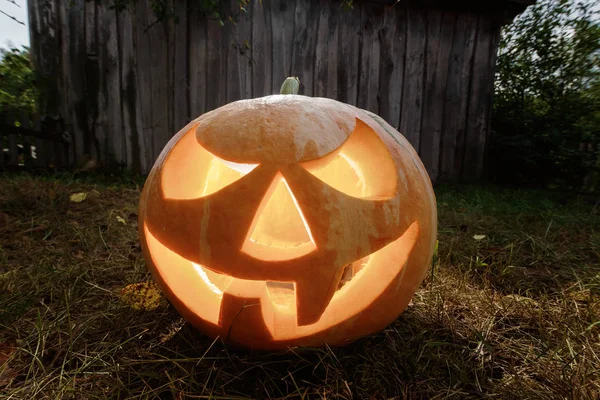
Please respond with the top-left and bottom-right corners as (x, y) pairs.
(0, 0), (28, 50)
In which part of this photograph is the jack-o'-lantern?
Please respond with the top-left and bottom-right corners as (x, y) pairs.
(138, 82), (437, 350)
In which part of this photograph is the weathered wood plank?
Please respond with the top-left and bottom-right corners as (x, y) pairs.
(65, 0), (86, 166)
(118, 4), (146, 172)
(57, 0), (71, 165)
(440, 12), (477, 181)
(400, 6), (426, 150)
(134, 0), (155, 170)
(227, 0), (251, 103)
(366, 6), (383, 114)
(146, 4), (170, 163)
(420, 9), (454, 182)
(326, 3), (340, 100)
(94, 1), (109, 168)
(206, 18), (227, 111)
(85, 0), (102, 165)
(189, 6), (207, 117)
(378, 4), (406, 128)
(463, 17), (500, 180)
(357, 4), (373, 111)
(98, 0), (123, 168)
(336, 2), (361, 105)
(173, 0), (189, 133)
(314, 1), (330, 97)
(290, 0), (319, 95)
(451, 13), (478, 180)
(252, 0), (273, 96)
(271, 0), (296, 90)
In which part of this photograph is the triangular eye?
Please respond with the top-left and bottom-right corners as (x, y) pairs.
(161, 126), (258, 199)
(300, 118), (397, 200)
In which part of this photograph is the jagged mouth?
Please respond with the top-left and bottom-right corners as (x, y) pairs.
(143, 221), (419, 340)
(190, 254), (371, 309)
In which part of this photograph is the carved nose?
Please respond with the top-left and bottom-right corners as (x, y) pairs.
(242, 173), (316, 261)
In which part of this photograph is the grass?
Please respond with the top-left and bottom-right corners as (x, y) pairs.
(1, 172), (599, 399)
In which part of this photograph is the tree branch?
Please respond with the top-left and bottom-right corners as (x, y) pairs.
(4, 0), (21, 8)
(0, 9), (25, 25)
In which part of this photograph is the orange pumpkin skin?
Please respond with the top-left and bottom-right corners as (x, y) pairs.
(138, 95), (437, 350)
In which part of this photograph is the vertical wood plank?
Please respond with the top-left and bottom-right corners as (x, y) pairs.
(57, 0), (71, 166)
(379, 4), (406, 128)
(206, 19), (227, 111)
(119, 4), (147, 172)
(314, 1), (330, 97)
(173, 0), (190, 133)
(98, 0), (123, 168)
(94, 1), (108, 168)
(400, 6), (426, 150)
(252, 0), (273, 97)
(189, 7), (207, 117)
(226, 0), (251, 103)
(452, 13), (478, 180)
(271, 0), (296, 91)
(336, 2), (361, 105)
(366, 7), (382, 114)
(147, 6), (169, 164)
(134, 0), (155, 170)
(85, 0), (101, 165)
(440, 12), (477, 181)
(357, 4), (373, 111)
(238, 5), (253, 99)
(420, 9), (454, 182)
(326, 3), (340, 100)
(66, 0), (87, 166)
(290, 0), (319, 95)
(463, 17), (499, 180)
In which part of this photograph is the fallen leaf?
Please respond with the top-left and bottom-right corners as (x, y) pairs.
(473, 235), (487, 241)
(0, 339), (17, 388)
(116, 216), (127, 225)
(120, 281), (165, 311)
(0, 340), (16, 364)
(69, 192), (87, 203)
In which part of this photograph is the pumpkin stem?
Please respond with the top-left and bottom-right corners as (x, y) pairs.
(280, 77), (300, 95)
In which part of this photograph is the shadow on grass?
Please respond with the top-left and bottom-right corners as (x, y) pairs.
(1, 174), (599, 399)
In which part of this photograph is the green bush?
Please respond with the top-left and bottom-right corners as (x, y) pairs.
(0, 46), (37, 126)
(491, 0), (600, 192)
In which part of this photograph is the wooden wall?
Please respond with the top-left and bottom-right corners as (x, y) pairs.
(28, 0), (502, 182)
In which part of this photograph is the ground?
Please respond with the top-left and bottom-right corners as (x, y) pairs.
(0, 173), (599, 399)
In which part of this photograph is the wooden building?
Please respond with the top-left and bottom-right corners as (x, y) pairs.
(27, 0), (534, 181)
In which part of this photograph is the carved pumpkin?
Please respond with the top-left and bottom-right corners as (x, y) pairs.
(138, 93), (437, 350)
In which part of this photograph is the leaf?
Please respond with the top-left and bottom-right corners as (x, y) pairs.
(69, 192), (87, 203)
(473, 235), (487, 241)
(0, 339), (17, 388)
(116, 216), (127, 225)
(120, 281), (165, 311)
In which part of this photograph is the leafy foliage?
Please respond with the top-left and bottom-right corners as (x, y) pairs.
(0, 47), (37, 126)
(492, 0), (600, 191)
(109, 0), (251, 26)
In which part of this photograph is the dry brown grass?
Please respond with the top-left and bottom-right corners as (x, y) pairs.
(1, 173), (599, 399)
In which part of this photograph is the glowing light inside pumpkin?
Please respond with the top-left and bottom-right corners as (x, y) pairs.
(144, 221), (419, 336)
(300, 118), (397, 200)
(242, 175), (317, 261)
